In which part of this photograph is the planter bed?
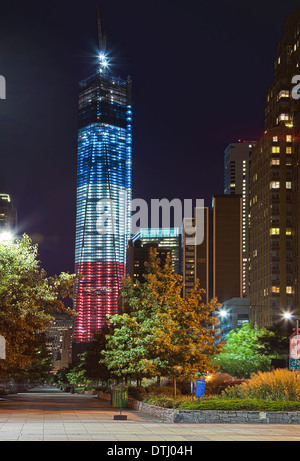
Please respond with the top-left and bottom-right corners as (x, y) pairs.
(97, 391), (300, 424)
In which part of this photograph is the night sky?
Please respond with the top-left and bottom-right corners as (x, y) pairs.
(0, 0), (299, 277)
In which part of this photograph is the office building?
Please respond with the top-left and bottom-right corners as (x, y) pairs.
(182, 196), (242, 305)
(0, 193), (17, 233)
(212, 195), (242, 303)
(132, 228), (181, 274)
(250, 9), (300, 325)
(224, 142), (253, 296)
(73, 14), (132, 348)
(182, 207), (212, 303)
(126, 239), (169, 284)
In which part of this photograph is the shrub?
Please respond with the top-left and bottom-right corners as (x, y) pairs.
(146, 385), (181, 396)
(178, 398), (300, 411)
(128, 386), (148, 400)
(223, 369), (300, 401)
(144, 395), (189, 408)
(204, 373), (234, 395)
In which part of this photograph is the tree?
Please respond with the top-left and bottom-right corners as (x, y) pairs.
(102, 250), (221, 394)
(0, 234), (76, 378)
(212, 323), (271, 378)
(68, 325), (115, 387)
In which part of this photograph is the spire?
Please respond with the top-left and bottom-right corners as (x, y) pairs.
(97, 5), (106, 54)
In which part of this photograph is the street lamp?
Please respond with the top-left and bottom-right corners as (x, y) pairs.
(282, 311), (300, 335)
(0, 231), (13, 242)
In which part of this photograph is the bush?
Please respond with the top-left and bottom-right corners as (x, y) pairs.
(204, 373), (234, 395)
(144, 395), (188, 408)
(145, 385), (181, 396)
(223, 369), (300, 401)
(178, 398), (300, 411)
(128, 386), (148, 400)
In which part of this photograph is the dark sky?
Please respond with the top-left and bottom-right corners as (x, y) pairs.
(0, 0), (299, 276)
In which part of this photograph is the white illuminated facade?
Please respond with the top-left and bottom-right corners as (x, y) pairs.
(224, 142), (254, 297)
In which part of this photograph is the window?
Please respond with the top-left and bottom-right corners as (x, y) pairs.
(270, 181), (280, 189)
(286, 182), (292, 189)
(286, 147), (292, 154)
(286, 287), (292, 294)
(272, 146), (280, 153)
(286, 135), (292, 142)
(273, 136), (278, 142)
(286, 228), (292, 235)
(272, 286), (280, 293)
(270, 159), (280, 165)
(278, 114), (289, 122)
(270, 228), (280, 235)
(278, 90), (289, 99)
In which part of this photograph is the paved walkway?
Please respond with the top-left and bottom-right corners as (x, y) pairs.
(0, 387), (300, 441)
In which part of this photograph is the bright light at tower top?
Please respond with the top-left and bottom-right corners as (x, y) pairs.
(99, 52), (109, 71)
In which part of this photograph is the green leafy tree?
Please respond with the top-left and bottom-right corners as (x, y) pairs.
(102, 250), (221, 394)
(213, 323), (271, 378)
(0, 234), (76, 378)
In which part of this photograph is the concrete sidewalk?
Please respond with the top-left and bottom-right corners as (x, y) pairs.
(0, 389), (299, 441)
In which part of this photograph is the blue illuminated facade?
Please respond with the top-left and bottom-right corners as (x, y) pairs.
(74, 63), (132, 342)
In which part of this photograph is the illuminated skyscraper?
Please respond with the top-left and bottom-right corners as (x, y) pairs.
(73, 13), (132, 346)
(0, 193), (17, 234)
(250, 9), (300, 326)
(224, 142), (253, 297)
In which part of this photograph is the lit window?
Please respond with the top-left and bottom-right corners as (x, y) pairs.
(270, 228), (280, 235)
(286, 147), (292, 154)
(273, 136), (278, 142)
(272, 146), (280, 153)
(270, 181), (280, 189)
(286, 287), (292, 294)
(286, 229), (292, 235)
(286, 182), (292, 189)
(278, 90), (289, 99)
(286, 135), (292, 142)
(270, 159), (280, 165)
(272, 286), (280, 293)
(278, 114), (289, 122)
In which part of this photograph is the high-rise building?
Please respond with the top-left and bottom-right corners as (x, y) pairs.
(132, 228), (181, 274)
(224, 142), (253, 296)
(73, 14), (132, 348)
(182, 207), (212, 303)
(126, 239), (169, 284)
(182, 196), (242, 305)
(250, 9), (300, 326)
(212, 195), (242, 303)
(0, 193), (17, 234)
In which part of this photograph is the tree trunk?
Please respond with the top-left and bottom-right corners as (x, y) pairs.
(173, 377), (177, 397)
(157, 375), (161, 395)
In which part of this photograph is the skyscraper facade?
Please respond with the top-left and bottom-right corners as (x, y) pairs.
(182, 197), (242, 305)
(0, 193), (17, 234)
(73, 24), (132, 345)
(224, 142), (253, 296)
(250, 9), (300, 325)
(132, 228), (181, 274)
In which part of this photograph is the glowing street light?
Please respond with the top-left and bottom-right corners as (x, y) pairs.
(0, 231), (13, 242)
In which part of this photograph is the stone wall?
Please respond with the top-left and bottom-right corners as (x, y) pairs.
(97, 392), (300, 424)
